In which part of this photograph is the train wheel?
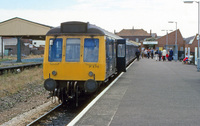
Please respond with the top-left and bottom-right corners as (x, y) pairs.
(75, 84), (79, 107)
(61, 88), (67, 104)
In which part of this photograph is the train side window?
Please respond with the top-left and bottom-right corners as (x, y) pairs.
(48, 38), (63, 62)
(66, 38), (80, 62)
(109, 43), (113, 59)
(118, 44), (125, 57)
(84, 38), (99, 62)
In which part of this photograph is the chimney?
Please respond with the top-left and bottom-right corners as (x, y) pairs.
(150, 29), (152, 36)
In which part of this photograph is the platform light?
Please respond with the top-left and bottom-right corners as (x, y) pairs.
(184, 1), (194, 3)
(168, 21), (178, 62)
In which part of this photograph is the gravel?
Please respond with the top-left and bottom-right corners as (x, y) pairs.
(0, 83), (51, 125)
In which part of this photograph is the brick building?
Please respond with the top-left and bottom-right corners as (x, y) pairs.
(185, 35), (199, 64)
(185, 35), (198, 53)
(156, 29), (185, 52)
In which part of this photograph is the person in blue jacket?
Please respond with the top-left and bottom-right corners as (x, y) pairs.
(135, 48), (140, 61)
(168, 48), (173, 61)
(158, 50), (162, 61)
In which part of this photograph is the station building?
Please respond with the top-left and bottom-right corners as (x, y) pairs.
(0, 17), (52, 61)
(117, 28), (185, 60)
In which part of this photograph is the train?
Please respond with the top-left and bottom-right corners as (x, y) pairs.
(43, 21), (138, 105)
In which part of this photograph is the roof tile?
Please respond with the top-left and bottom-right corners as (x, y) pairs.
(116, 29), (151, 36)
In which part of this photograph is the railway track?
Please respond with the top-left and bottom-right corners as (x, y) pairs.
(0, 63), (42, 75)
(26, 103), (62, 126)
(25, 60), (135, 126)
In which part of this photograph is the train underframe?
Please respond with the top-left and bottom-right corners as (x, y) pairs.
(45, 79), (104, 106)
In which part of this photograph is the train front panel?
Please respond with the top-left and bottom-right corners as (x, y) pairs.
(43, 35), (106, 81)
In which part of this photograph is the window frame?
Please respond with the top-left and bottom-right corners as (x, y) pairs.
(48, 38), (63, 62)
(65, 38), (81, 62)
(83, 38), (99, 63)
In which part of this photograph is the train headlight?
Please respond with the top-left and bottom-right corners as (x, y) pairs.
(44, 78), (57, 91)
(52, 71), (57, 76)
(88, 71), (94, 77)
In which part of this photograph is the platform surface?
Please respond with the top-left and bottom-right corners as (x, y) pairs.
(75, 59), (200, 126)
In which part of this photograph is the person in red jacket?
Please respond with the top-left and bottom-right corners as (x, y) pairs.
(166, 53), (169, 61)
(183, 53), (188, 64)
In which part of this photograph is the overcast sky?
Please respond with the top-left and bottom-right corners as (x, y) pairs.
(0, 0), (198, 38)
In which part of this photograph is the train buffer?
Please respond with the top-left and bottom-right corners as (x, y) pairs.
(73, 59), (200, 126)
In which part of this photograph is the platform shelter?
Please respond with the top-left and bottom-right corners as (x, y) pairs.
(0, 17), (52, 62)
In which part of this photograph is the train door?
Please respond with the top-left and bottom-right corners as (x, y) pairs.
(117, 39), (126, 72)
(106, 38), (115, 77)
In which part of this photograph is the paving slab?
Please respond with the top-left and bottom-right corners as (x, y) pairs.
(75, 59), (200, 126)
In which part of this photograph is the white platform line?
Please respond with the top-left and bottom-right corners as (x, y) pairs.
(67, 60), (135, 126)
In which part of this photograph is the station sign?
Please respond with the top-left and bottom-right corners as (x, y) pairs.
(143, 41), (158, 45)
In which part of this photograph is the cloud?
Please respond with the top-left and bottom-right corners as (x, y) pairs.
(0, 0), (198, 38)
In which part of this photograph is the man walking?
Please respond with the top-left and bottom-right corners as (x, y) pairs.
(135, 48), (140, 61)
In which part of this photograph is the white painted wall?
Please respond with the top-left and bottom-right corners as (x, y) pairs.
(32, 40), (45, 47)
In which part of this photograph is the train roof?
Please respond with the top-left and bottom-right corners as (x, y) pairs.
(46, 21), (122, 39)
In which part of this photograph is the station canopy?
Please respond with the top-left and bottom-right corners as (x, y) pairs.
(0, 17), (53, 40)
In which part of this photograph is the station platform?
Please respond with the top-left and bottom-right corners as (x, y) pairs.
(75, 58), (200, 126)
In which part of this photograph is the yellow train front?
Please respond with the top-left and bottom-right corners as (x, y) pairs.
(43, 21), (137, 104)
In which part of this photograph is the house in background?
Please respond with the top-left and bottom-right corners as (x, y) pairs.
(115, 27), (152, 42)
(185, 35), (199, 64)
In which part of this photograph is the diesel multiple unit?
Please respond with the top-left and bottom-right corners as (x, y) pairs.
(43, 21), (138, 105)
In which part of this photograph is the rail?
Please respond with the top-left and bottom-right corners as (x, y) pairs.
(0, 63), (42, 75)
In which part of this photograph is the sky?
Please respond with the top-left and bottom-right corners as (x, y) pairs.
(0, 0), (199, 38)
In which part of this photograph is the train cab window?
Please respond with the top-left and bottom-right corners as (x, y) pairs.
(117, 44), (125, 57)
(48, 38), (63, 62)
(66, 38), (80, 62)
(84, 38), (99, 62)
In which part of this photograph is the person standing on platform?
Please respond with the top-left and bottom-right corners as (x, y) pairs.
(166, 52), (169, 61)
(147, 48), (150, 59)
(158, 50), (162, 61)
(141, 49), (144, 59)
(135, 48), (140, 61)
(151, 49), (154, 59)
(162, 48), (167, 61)
(155, 49), (158, 61)
(168, 48), (173, 61)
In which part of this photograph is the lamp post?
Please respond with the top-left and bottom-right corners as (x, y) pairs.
(184, 1), (200, 71)
(161, 30), (173, 51)
(168, 21), (178, 62)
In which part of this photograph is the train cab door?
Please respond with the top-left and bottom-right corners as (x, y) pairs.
(116, 39), (126, 72)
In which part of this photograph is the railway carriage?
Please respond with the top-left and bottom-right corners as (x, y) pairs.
(43, 21), (138, 105)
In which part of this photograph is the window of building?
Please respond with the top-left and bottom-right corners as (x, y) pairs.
(136, 38), (139, 42)
(180, 47), (184, 51)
